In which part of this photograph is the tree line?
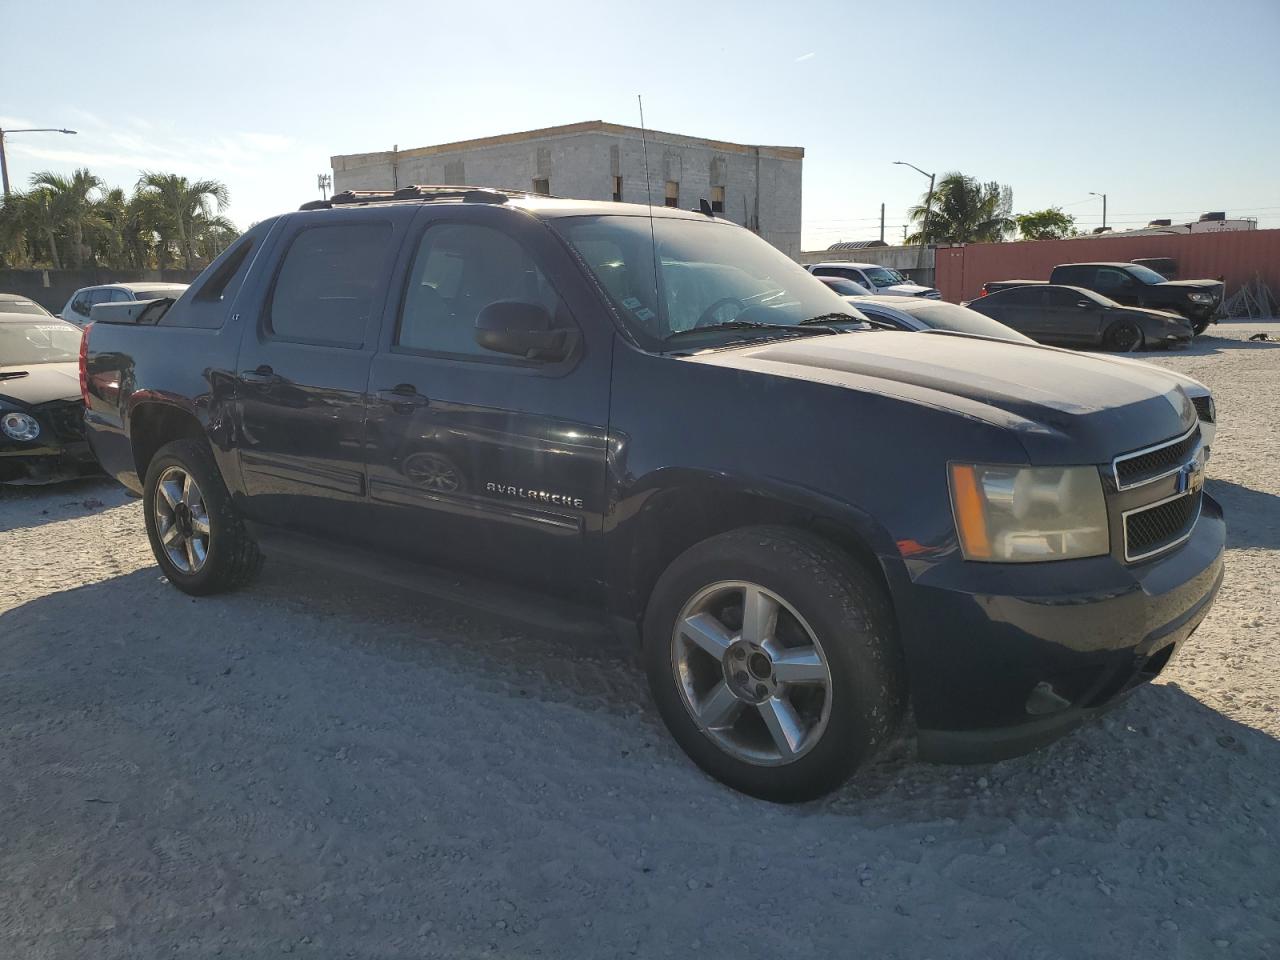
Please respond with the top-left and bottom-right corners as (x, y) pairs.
(0, 169), (238, 272)
(906, 172), (1078, 244)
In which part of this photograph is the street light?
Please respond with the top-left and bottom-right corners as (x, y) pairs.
(894, 160), (936, 242)
(0, 127), (78, 197)
(1089, 191), (1107, 230)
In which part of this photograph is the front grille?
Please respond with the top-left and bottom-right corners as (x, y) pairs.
(36, 399), (86, 442)
(1124, 491), (1201, 561)
(1113, 425), (1200, 489)
(1191, 395), (1214, 423)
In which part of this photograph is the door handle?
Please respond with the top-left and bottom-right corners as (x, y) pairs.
(376, 384), (430, 408)
(240, 364), (279, 384)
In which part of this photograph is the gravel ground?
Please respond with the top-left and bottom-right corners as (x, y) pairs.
(2, 322), (1278, 959)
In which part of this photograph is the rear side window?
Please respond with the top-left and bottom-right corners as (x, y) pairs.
(998, 287), (1045, 307)
(269, 222), (393, 347)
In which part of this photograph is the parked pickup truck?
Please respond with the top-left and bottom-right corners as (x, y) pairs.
(982, 263), (1224, 334)
(81, 187), (1225, 801)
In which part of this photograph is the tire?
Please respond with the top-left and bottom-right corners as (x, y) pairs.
(143, 439), (263, 596)
(1103, 320), (1144, 352)
(642, 526), (905, 802)
(1192, 318), (1212, 336)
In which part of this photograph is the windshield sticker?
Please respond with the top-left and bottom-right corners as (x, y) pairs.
(634, 307), (656, 322)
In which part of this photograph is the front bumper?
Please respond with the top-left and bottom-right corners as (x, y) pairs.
(0, 439), (99, 484)
(894, 493), (1225, 762)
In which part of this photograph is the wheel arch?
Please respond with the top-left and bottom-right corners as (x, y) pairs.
(128, 401), (210, 483)
(614, 473), (906, 634)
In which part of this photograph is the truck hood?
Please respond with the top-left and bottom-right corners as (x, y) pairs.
(0, 362), (81, 407)
(1157, 279), (1223, 293)
(686, 331), (1196, 464)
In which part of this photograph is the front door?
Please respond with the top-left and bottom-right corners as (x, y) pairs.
(361, 207), (611, 603)
(233, 211), (405, 537)
(1039, 287), (1106, 345)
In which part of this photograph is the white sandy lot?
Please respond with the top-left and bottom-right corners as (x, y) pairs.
(1, 322), (1277, 959)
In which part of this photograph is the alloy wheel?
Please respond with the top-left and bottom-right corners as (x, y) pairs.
(153, 465), (211, 574)
(671, 581), (833, 766)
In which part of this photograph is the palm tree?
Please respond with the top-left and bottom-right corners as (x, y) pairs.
(21, 188), (64, 269)
(136, 172), (230, 270)
(30, 168), (106, 268)
(907, 173), (1013, 244)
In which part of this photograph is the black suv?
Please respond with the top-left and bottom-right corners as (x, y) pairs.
(82, 188), (1225, 801)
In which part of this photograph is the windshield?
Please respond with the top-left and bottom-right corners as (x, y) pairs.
(552, 215), (867, 347)
(899, 302), (1035, 342)
(1125, 264), (1167, 285)
(133, 287), (185, 300)
(0, 301), (51, 317)
(862, 266), (909, 288)
(0, 320), (82, 365)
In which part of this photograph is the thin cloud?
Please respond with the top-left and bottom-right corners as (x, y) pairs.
(795, 52), (816, 62)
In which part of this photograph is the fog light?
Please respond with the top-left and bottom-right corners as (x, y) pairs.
(1, 412), (41, 442)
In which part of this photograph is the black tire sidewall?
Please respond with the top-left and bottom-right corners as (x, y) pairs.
(643, 527), (903, 802)
(143, 440), (241, 596)
(1105, 320), (1143, 352)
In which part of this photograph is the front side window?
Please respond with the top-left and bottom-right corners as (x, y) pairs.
(1125, 264), (1166, 285)
(552, 215), (866, 348)
(0, 320), (82, 365)
(397, 222), (567, 359)
(1095, 268), (1133, 292)
(268, 222), (393, 347)
(998, 287), (1045, 307)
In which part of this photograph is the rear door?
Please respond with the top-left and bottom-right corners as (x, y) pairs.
(361, 204), (612, 602)
(980, 286), (1047, 337)
(1039, 287), (1107, 345)
(232, 208), (409, 537)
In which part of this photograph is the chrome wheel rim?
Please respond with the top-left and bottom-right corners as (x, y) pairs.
(671, 581), (833, 766)
(153, 465), (210, 574)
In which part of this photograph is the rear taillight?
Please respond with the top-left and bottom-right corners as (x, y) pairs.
(78, 322), (93, 407)
(978, 289), (988, 297)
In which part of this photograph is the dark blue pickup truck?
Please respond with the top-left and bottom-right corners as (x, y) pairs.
(80, 187), (1225, 801)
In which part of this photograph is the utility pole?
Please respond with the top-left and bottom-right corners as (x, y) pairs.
(0, 126), (77, 197)
(317, 173), (331, 200)
(879, 202), (885, 244)
(1090, 191), (1107, 230)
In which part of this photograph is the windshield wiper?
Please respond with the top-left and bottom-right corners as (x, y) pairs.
(798, 312), (864, 326)
(664, 319), (844, 342)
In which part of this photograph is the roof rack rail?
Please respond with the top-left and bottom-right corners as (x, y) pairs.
(298, 184), (531, 211)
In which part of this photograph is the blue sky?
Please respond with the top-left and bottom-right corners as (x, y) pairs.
(4, 0), (1278, 249)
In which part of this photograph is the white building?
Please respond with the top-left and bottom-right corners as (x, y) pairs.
(330, 120), (804, 258)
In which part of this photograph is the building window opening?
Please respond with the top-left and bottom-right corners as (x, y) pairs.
(532, 177), (550, 196)
(664, 180), (679, 208)
(612, 175), (623, 202)
(710, 185), (725, 214)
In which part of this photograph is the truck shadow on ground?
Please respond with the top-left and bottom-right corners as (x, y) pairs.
(1208, 478), (1280, 550)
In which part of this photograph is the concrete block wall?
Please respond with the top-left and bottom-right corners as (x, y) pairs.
(332, 124), (803, 258)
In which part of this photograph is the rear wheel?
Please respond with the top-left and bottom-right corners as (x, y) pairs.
(1103, 319), (1144, 352)
(643, 526), (905, 802)
(143, 439), (263, 596)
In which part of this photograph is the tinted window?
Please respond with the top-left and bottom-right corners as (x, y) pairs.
(1045, 287), (1085, 307)
(269, 222), (392, 347)
(109, 289), (132, 302)
(1095, 268), (1134, 292)
(854, 304), (912, 330)
(995, 286), (1044, 307)
(1125, 264), (1167, 285)
(397, 222), (567, 358)
(1054, 266), (1088, 285)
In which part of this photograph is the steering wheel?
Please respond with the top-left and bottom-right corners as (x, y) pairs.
(694, 297), (747, 328)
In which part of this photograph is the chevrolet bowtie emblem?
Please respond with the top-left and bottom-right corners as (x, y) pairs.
(1176, 457), (1204, 495)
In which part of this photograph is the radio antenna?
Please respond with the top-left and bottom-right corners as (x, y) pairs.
(637, 94), (661, 328)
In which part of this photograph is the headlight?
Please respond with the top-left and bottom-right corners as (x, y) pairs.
(1187, 292), (1212, 303)
(1, 411), (42, 442)
(949, 463), (1109, 562)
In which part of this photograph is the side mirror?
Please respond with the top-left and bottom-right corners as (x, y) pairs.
(474, 300), (576, 362)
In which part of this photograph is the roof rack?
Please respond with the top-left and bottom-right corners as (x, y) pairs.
(299, 184), (532, 211)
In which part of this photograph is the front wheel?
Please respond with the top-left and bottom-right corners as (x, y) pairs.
(1192, 318), (1212, 336)
(143, 439), (263, 596)
(643, 526), (905, 802)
